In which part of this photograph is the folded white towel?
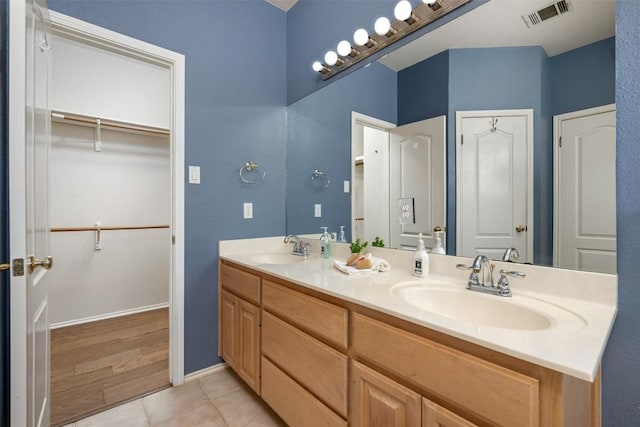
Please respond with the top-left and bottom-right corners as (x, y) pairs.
(333, 257), (391, 275)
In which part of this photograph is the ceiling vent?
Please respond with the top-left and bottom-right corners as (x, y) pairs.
(522, 0), (572, 28)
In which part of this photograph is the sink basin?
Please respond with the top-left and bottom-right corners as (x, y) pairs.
(392, 282), (586, 331)
(251, 253), (316, 265)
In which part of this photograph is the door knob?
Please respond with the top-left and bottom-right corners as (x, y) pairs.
(28, 256), (53, 274)
(515, 225), (527, 233)
(0, 263), (9, 271)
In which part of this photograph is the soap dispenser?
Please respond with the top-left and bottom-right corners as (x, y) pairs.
(320, 227), (331, 259)
(413, 233), (429, 277)
(432, 230), (446, 255)
(338, 226), (347, 243)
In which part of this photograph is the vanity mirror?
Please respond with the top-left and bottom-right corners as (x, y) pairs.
(285, 0), (616, 274)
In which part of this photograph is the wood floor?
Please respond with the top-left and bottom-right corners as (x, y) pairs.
(51, 308), (170, 427)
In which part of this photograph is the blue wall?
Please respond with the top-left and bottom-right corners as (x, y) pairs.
(603, 0), (640, 424)
(550, 37), (616, 116)
(286, 62), (397, 239)
(47, 0), (288, 373)
(397, 50), (449, 126)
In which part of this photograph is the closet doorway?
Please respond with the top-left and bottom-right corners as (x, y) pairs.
(45, 12), (185, 426)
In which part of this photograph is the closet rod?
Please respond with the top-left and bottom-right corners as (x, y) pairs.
(51, 111), (170, 136)
(51, 225), (170, 232)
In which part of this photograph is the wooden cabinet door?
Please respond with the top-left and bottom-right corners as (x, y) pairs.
(238, 298), (261, 393)
(423, 399), (478, 427)
(350, 361), (421, 427)
(220, 290), (238, 367)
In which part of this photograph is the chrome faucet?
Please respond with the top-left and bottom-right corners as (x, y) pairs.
(284, 234), (309, 257)
(502, 247), (519, 262)
(456, 255), (524, 297)
(471, 255), (494, 287)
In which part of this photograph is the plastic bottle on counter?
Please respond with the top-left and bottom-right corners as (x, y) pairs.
(413, 233), (429, 277)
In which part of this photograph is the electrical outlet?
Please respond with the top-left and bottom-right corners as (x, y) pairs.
(314, 204), (322, 217)
(243, 202), (253, 219)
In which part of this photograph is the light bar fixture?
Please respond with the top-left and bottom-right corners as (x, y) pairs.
(312, 0), (470, 80)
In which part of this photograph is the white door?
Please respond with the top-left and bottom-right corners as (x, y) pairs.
(10, 0), (53, 426)
(362, 127), (390, 244)
(554, 105), (616, 273)
(456, 110), (533, 262)
(389, 116), (446, 250)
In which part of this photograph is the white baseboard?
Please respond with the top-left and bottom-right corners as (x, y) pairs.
(184, 362), (229, 383)
(50, 302), (169, 329)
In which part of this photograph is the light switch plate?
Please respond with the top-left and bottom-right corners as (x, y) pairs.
(343, 180), (350, 193)
(188, 166), (200, 184)
(243, 202), (253, 219)
(314, 204), (322, 217)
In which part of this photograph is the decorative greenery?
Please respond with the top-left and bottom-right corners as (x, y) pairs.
(349, 238), (368, 254)
(372, 236), (384, 248)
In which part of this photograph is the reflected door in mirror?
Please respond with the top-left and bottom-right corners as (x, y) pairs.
(389, 116), (446, 250)
(457, 110), (533, 262)
(555, 105), (616, 274)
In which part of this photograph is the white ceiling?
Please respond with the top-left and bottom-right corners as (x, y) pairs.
(380, 0), (616, 71)
(265, 0), (297, 12)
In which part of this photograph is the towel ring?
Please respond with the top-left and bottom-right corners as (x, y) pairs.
(311, 169), (330, 189)
(239, 161), (266, 184)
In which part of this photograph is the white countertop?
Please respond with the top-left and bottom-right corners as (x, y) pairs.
(219, 236), (617, 382)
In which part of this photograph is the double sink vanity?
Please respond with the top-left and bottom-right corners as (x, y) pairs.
(218, 236), (616, 426)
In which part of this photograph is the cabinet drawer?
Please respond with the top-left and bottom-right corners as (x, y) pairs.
(262, 357), (347, 427)
(220, 263), (261, 305)
(352, 313), (539, 427)
(263, 280), (348, 350)
(262, 311), (348, 417)
(351, 361), (421, 427)
(423, 398), (478, 427)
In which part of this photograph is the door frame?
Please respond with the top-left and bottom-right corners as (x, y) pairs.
(9, 1), (29, 424)
(350, 112), (395, 242)
(10, 8), (186, 424)
(552, 103), (616, 268)
(455, 109), (534, 262)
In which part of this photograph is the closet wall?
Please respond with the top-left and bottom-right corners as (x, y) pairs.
(47, 33), (172, 327)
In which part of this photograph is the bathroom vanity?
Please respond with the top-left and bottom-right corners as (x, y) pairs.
(218, 237), (616, 427)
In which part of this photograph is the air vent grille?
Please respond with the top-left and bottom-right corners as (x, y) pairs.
(522, 0), (572, 28)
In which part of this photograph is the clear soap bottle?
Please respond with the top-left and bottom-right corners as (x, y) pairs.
(338, 226), (347, 243)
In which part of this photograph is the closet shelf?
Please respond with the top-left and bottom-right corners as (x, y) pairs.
(51, 224), (170, 232)
(51, 110), (170, 137)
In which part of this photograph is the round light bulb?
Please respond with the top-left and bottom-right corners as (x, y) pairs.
(353, 28), (369, 46)
(324, 50), (338, 66)
(374, 17), (391, 36)
(337, 40), (352, 57)
(394, 0), (412, 21)
(312, 61), (324, 72)
(423, 0), (437, 5)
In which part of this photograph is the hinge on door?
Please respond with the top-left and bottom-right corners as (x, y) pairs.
(172, 235), (175, 245)
(559, 136), (562, 148)
(461, 134), (464, 145)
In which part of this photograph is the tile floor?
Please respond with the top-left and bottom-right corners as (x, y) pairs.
(63, 366), (286, 427)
